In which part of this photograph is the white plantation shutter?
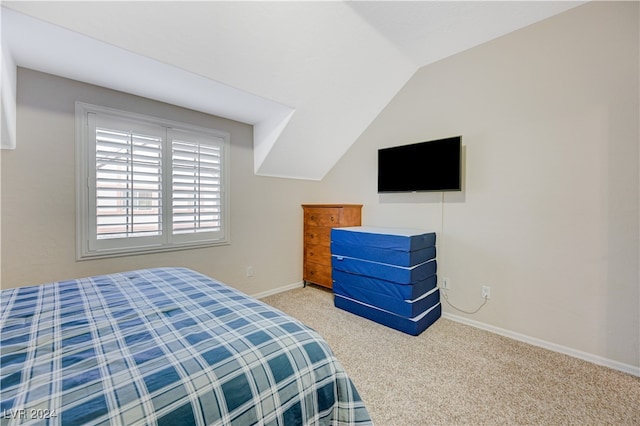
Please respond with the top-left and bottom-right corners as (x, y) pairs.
(95, 126), (163, 240)
(77, 103), (229, 259)
(170, 129), (226, 243)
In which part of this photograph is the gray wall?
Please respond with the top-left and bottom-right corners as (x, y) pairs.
(1, 68), (323, 295)
(319, 1), (639, 368)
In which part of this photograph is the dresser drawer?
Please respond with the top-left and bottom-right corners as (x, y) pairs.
(304, 208), (342, 227)
(303, 262), (333, 288)
(304, 226), (331, 246)
(304, 244), (331, 266)
(302, 204), (362, 290)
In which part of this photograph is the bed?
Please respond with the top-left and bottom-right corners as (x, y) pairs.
(1, 267), (371, 425)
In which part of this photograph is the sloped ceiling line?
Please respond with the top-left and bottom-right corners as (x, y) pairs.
(0, 7), (295, 176)
(1, 2), (585, 180)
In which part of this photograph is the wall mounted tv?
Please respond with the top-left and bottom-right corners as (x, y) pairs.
(377, 136), (462, 193)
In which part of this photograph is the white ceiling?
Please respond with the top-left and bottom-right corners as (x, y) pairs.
(1, 1), (585, 180)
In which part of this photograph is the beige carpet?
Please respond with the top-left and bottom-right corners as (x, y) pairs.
(261, 286), (640, 425)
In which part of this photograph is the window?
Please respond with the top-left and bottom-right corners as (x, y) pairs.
(76, 103), (230, 259)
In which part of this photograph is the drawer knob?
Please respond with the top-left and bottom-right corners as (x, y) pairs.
(330, 216), (335, 222)
(310, 215), (315, 220)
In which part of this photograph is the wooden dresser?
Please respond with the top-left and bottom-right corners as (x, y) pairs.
(302, 204), (362, 289)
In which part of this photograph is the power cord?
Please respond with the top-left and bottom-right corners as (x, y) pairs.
(439, 188), (488, 315)
(440, 287), (488, 314)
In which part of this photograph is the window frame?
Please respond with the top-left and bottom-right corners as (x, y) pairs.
(75, 102), (230, 260)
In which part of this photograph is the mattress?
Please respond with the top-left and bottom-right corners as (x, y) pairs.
(332, 269), (437, 300)
(0, 267), (371, 426)
(332, 255), (437, 284)
(331, 243), (436, 267)
(334, 295), (441, 336)
(331, 226), (436, 252)
(333, 281), (440, 318)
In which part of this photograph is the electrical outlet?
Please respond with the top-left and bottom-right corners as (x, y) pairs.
(442, 277), (450, 290)
(482, 286), (491, 299)
(246, 266), (254, 277)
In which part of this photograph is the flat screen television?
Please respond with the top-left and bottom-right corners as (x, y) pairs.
(378, 136), (462, 193)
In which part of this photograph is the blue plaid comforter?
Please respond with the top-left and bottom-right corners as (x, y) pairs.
(0, 267), (371, 425)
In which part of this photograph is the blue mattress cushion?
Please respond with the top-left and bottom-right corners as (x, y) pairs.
(333, 281), (440, 318)
(331, 226), (436, 252)
(331, 243), (436, 267)
(332, 255), (436, 284)
(334, 295), (441, 336)
(332, 270), (437, 301)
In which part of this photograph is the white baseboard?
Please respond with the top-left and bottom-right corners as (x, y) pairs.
(251, 281), (305, 300)
(442, 312), (640, 377)
(249, 284), (640, 377)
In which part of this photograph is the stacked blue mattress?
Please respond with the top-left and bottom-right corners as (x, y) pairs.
(331, 226), (440, 336)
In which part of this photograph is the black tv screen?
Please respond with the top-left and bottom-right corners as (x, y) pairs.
(378, 136), (462, 192)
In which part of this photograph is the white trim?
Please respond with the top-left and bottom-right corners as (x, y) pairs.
(252, 281), (305, 300)
(1, 25), (17, 150)
(250, 285), (639, 377)
(442, 312), (640, 377)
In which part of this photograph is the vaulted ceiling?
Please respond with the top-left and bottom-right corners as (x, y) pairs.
(1, 1), (584, 180)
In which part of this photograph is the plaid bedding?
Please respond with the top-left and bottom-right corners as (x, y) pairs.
(0, 267), (371, 426)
